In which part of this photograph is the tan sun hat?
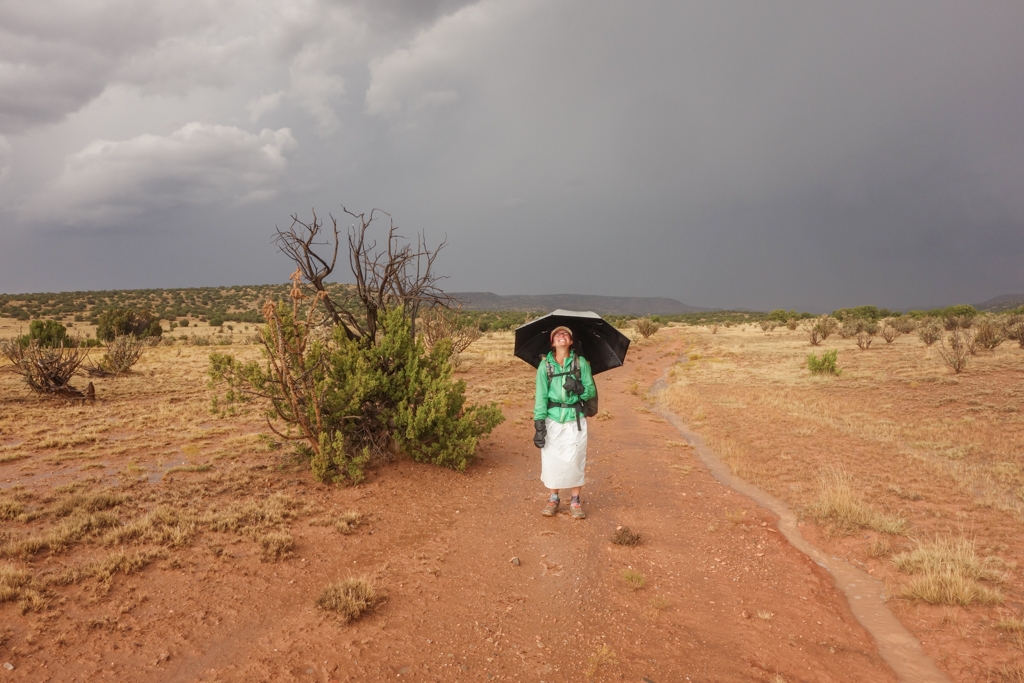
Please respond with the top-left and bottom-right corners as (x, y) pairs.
(550, 326), (573, 342)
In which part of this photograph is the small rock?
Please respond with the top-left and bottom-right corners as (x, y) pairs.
(398, 666), (410, 675)
(306, 668), (314, 674)
(511, 557), (521, 566)
(2, 663), (13, 671)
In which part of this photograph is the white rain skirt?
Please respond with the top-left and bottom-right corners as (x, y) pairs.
(540, 417), (587, 489)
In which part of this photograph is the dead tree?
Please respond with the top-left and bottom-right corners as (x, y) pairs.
(1, 338), (90, 398)
(274, 208), (453, 344)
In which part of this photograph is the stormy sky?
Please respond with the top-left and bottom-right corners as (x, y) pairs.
(1, 1), (1022, 311)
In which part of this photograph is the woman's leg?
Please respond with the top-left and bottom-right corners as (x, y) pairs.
(570, 487), (585, 519)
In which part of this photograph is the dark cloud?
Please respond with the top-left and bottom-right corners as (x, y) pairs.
(1, 1), (1022, 311)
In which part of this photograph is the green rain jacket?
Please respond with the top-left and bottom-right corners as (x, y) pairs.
(533, 350), (597, 423)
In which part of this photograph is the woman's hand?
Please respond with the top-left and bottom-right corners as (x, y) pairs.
(562, 375), (584, 397)
(533, 420), (546, 448)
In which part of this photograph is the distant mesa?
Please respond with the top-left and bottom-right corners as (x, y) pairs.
(974, 293), (1024, 312)
(449, 292), (712, 316)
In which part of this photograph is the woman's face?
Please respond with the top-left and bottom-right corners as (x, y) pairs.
(551, 330), (572, 349)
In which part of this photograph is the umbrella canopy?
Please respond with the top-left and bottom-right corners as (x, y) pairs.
(514, 309), (631, 375)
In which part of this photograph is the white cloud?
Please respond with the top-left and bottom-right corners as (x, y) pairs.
(0, 0), (220, 133)
(0, 0), (372, 135)
(28, 123), (296, 225)
(365, 0), (539, 120)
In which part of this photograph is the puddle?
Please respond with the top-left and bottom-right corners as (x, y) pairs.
(146, 456), (189, 483)
(650, 368), (952, 683)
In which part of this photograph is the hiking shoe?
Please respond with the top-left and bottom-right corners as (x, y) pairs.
(570, 502), (586, 520)
(542, 498), (560, 517)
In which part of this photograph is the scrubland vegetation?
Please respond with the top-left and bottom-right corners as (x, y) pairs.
(4, 272), (1024, 679)
(664, 314), (1024, 676)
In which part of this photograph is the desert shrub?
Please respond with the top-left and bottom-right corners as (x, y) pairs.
(803, 316), (835, 345)
(785, 318), (798, 330)
(710, 324), (719, 334)
(838, 319), (861, 339)
(803, 320), (821, 345)
(99, 335), (145, 374)
(179, 318), (190, 327)
(832, 305), (898, 321)
(1007, 315), (1024, 348)
(942, 305), (977, 331)
(20, 320), (69, 348)
(635, 318), (661, 339)
(0, 338), (90, 397)
(855, 332), (873, 350)
(879, 322), (901, 344)
(937, 329), (973, 373)
(974, 317), (1005, 350)
(917, 318), (942, 346)
(894, 316), (917, 334)
(611, 526), (641, 546)
(210, 302), (503, 484)
(807, 349), (840, 375)
(95, 308), (162, 341)
(317, 578), (383, 622)
(806, 316), (837, 345)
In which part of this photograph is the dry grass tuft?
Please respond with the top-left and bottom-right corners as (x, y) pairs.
(0, 563), (47, 613)
(998, 617), (1024, 633)
(992, 662), (1024, 683)
(807, 466), (907, 536)
(610, 526), (641, 546)
(649, 596), (671, 611)
(50, 491), (126, 517)
(866, 537), (892, 558)
(2, 511), (120, 558)
(317, 577), (383, 622)
(78, 549), (164, 583)
(335, 511), (361, 535)
(757, 610), (775, 620)
(585, 643), (617, 679)
(621, 568), (646, 590)
(893, 537), (1008, 606)
(593, 409), (613, 421)
(102, 506), (196, 548)
(0, 499), (24, 520)
(257, 531), (294, 561)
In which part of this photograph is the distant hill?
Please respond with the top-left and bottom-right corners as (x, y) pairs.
(450, 292), (712, 316)
(975, 294), (1024, 312)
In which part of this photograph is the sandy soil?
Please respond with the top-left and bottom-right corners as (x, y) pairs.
(2, 328), (906, 681)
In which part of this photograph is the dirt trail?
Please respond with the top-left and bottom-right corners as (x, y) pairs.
(3, 334), (904, 682)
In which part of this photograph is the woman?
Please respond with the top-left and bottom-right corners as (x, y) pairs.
(533, 325), (597, 519)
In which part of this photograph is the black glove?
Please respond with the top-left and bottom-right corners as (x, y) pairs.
(562, 375), (584, 397)
(533, 419), (546, 449)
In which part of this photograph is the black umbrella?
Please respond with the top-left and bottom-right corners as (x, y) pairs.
(514, 309), (631, 375)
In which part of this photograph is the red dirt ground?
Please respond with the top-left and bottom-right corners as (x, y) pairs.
(1, 335), (902, 682)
